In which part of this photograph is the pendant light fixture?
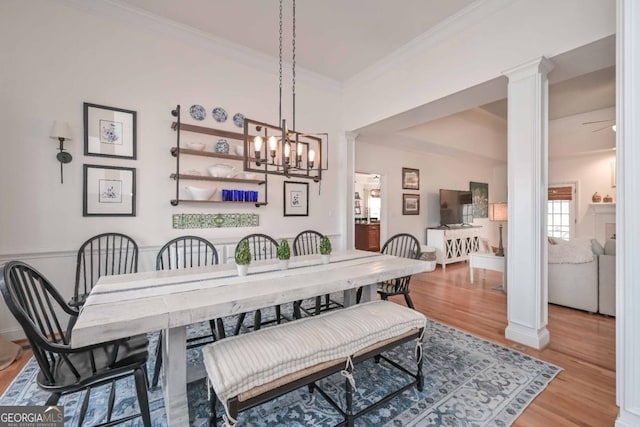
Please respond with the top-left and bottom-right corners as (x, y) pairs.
(243, 0), (328, 182)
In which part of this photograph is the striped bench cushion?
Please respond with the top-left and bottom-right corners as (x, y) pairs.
(202, 300), (426, 406)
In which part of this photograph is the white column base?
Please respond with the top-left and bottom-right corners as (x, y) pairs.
(505, 322), (550, 350)
(616, 411), (640, 427)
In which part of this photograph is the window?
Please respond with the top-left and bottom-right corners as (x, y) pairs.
(547, 184), (575, 240)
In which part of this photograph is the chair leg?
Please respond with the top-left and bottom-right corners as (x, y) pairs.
(134, 367), (152, 427)
(209, 319), (217, 341)
(151, 332), (163, 389)
(216, 318), (226, 340)
(254, 310), (262, 331)
(45, 392), (61, 406)
(356, 287), (363, 304)
(275, 305), (282, 324)
(315, 296), (322, 315)
(404, 292), (415, 309)
(324, 294), (330, 310)
(234, 312), (247, 335)
(293, 301), (302, 319)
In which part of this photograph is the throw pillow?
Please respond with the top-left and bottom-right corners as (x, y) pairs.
(549, 236), (565, 245)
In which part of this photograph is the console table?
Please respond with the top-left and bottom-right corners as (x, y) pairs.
(469, 252), (506, 290)
(426, 227), (480, 271)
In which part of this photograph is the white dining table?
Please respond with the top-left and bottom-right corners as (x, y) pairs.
(71, 249), (431, 426)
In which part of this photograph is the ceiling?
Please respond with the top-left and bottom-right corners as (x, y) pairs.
(116, 0), (476, 81)
(357, 37), (616, 163)
(112, 1), (615, 161)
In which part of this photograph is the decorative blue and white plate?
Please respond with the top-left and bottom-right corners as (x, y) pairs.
(189, 105), (206, 121)
(233, 113), (245, 128)
(215, 139), (229, 154)
(212, 107), (228, 123)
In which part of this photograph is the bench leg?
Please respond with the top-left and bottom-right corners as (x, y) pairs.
(209, 385), (217, 427)
(345, 377), (355, 427)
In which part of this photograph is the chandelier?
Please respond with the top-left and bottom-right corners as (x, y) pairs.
(243, 0), (328, 182)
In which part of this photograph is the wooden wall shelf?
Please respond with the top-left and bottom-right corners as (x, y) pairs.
(169, 105), (268, 207)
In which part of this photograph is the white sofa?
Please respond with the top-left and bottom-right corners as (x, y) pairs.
(598, 239), (616, 316)
(548, 238), (615, 315)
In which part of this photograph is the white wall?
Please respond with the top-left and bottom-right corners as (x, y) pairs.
(343, 0), (615, 131)
(549, 151), (617, 240)
(0, 1), (343, 338)
(356, 142), (507, 247)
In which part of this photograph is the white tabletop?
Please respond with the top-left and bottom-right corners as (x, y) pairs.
(71, 250), (430, 348)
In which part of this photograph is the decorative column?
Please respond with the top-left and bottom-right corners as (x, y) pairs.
(345, 132), (358, 249)
(616, 1), (640, 425)
(502, 57), (554, 349)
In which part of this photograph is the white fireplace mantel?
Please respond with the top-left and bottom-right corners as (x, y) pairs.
(590, 202), (616, 214)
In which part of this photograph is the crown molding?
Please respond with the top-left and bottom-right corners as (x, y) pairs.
(60, 0), (342, 92)
(344, 0), (512, 88)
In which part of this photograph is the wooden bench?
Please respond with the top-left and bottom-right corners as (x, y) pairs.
(203, 300), (427, 426)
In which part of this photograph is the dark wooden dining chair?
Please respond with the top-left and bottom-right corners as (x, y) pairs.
(375, 233), (421, 308)
(233, 233), (287, 335)
(1, 261), (151, 427)
(151, 236), (225, 388)
(70, 232), (138, 308)
(293, 230), (342, 315)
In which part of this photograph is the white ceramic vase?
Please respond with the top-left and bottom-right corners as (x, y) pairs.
(237, 264), (248, 276)
(279, 259), (289, 270)
(321, 254), (331, 264)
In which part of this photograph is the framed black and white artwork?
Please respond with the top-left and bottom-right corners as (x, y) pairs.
(83, 164), (136, 216)
(402, 193), (420, 215)
(84, 102), (137, 159)
(402, 167), (419, 190)
(283, 181), (309, 216)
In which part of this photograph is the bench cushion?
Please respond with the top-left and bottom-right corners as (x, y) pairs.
(203, 300), (426, 406)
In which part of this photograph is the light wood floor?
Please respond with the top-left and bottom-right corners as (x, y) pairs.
(0, 262), (616, 425)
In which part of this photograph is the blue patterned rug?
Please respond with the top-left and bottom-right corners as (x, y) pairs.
(1, 301), (560, 426)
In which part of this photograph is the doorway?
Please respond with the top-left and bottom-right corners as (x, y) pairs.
(354, 172), (383, 252)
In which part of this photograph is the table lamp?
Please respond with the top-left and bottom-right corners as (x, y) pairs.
(489, 202), (508, 256)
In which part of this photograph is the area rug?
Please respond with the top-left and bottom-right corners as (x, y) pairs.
(1, 303), (561, 426)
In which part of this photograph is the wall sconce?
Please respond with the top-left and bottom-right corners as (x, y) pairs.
(50, 121), (73, 184)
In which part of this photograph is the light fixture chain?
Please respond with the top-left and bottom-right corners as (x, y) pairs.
(278, 0), (283, 123)
(292, 0), (296, 131)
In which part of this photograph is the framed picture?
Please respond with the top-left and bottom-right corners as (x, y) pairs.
(83, 164), (136, 216)
(402, 194), (420, 215)
(470, 181), (489, 218)
(355, 207), (362, 215)
(283, 181), (309, 216)
(84, 102), (137, 159)
(402, 167), (420, 190)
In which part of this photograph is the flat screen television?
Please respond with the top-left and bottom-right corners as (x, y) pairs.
(439, 189), (473, 226)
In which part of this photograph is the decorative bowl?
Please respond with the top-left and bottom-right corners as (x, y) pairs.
(207, 164), (237, 178)
(185, 186), (216, 201)
(243, 172), (257, 180)
(185, 142), (206, 151)
(234, 145), (244, 156)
